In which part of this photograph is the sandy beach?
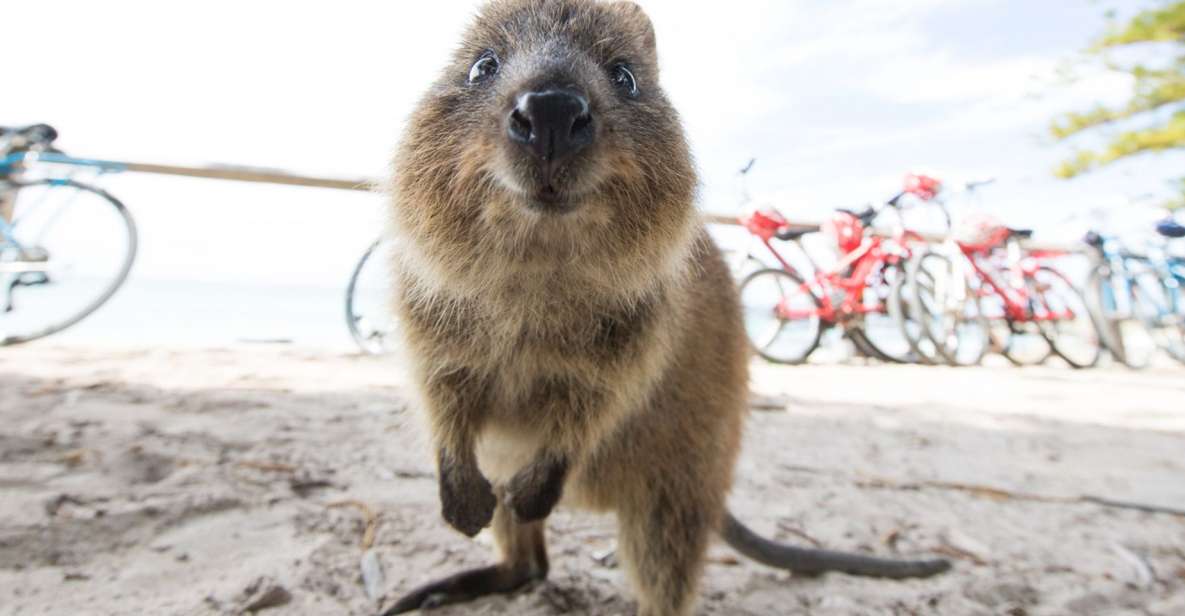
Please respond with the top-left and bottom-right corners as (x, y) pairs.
(2, 344), (1184, 615)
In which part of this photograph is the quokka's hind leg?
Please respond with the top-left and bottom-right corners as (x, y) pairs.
(616, 492), (716, 616)
(380, 494), (548, 615)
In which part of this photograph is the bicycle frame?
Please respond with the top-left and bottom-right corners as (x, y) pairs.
(753, 233), (804, 279)
(1, 150), (128, 177)
(1147, 248), (1185, 317)
(961, 242), (1071, 323)
(767, 232), (915, 323)
(1093, 235), (1145, 319)
(1091, 232), (1185, 318)
(1, 150), (126, 247)
(1167, 257), (1185, 311)
(743, 188), (923, 325)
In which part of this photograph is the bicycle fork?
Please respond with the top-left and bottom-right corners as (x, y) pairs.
(1098, 261), (1134, 322)
(0, 195), (52, 313)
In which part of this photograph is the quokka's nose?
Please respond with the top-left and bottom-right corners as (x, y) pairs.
(507, 89), (594, 163)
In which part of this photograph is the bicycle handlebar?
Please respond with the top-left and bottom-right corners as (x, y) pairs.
(965, 178), (997, 191)
(0, 124), (59, 148)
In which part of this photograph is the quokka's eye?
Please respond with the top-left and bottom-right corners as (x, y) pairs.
(610, 64), (639, 98)
(468, 51), (501, 85)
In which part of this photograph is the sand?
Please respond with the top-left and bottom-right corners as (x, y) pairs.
(1, 344), (1184, 615)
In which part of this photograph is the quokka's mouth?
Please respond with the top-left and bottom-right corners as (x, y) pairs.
(527, 184), (579, 214)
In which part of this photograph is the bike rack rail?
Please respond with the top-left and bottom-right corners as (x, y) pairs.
(14, 152), (376, 192)
(10, 153), (1085, 254)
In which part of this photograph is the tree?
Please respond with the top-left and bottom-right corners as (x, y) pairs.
(1051, 1), (1185, 208)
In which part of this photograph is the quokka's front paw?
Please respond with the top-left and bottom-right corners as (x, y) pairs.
(505, 456), (568, 522)
(439, 464), (497, 537)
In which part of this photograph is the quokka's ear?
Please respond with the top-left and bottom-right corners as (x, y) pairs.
(606, 1), (657, 55)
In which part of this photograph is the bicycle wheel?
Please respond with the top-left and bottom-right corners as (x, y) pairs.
(889, 256), (940, 365)
(855, 262), (917, 363)
(909, 251), (989, 367)
(1085, 265), (1156, 369)
(1030, 266), (1101, 369)
(345, 238), (398, 355)
(0, 178), (137, 345)
(739, 268), (822, 364)
(1130, 270), (1185, 365)
(1164, 262), (1185, 364)
(723, 246), (767, 282)
(971, 266), (1050, 366)
(994, 315), (1053, 367)
(1161, 270), (1185, 364)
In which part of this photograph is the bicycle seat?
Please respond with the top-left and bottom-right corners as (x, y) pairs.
(836, 206), (877, 224)
(1008, 227), (1034, 239)
(775, 225), (821, 241)
(1156, 219), (1185, 239)
(0, 123), (58, 144)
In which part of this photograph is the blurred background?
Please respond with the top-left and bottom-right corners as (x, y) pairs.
(4, 0), (1181, 348)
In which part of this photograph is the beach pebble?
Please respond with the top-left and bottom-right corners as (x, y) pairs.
(236, 576), (292, 613)
(360, 549), (384, 602)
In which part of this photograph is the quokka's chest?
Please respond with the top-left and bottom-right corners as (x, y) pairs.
(482, 290), (663, 368)
(399, 266), (677, 425)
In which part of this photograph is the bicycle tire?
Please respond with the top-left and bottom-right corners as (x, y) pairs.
(1162, 274), (1185, 364)
(972, 264), (1051, 367)
(1130, 269), (1185, 366)
(847, 328), (894, 362)
(1031, 266), (1101, 369)
(1166, 264), (1185, 364)
(909, 251), (989, 367)
(345, 238), (394, 355)
(997, 318), (1053, 367)
(738, 268), (822, 365)
(0, 178), (137, 346)
(1085, 265), (1152, 369)
(853, 262), (916, 364)
(890, 255), (940, 365)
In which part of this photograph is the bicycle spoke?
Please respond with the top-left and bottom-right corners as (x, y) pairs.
(0, 179), (136, 345)
(740, 269), (821, 364)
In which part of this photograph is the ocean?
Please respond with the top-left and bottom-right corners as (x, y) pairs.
(40, 278), (359, 350)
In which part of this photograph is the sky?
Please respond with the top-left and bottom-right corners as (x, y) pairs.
(6, 0), (1181, 288)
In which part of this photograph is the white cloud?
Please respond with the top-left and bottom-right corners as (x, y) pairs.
(866, 54), (1058, 104)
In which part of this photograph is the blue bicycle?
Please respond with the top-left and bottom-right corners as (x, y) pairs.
(0, 124), (137, 345)
(1084, 220), (1185, 368)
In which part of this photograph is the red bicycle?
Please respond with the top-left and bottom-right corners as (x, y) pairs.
(909, 220), (1103, 368)
(738, 183), (931, 364)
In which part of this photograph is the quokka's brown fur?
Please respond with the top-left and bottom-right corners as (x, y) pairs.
(382, 2), (948, 615)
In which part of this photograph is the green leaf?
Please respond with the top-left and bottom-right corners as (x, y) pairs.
(1051, 1), (1185, 206)
(1096, 2), (1185, 48)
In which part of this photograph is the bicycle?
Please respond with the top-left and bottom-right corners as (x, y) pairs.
(1084, 219), (1185, 367)
(912, 221), (1102, 369)
(1, 124), (137, 346)
(737, 182), (927, 365)
(1151, 218), (1185, 364)
(891, 177), (999, 367)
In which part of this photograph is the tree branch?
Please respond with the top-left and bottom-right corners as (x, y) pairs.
(1055, 110), (1185, 178)
(1096, 3), (1185, 49)
(1052, 69), (1185, 139)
